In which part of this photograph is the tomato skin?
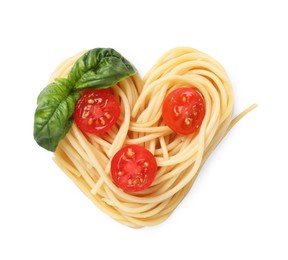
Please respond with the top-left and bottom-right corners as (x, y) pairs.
(162, 87), (205, 135)
(74, 89), (120, 135)
(111, 145), (158, 192)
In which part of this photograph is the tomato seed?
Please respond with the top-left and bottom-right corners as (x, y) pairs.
(82, 111), (89, 118)
(126, 148), (135, 157)
(143, 161), (149, 167)
(100, 117), (106, 125)
(185, 118), (192, 125)
(105, 112), (111, 119)
(88, 118), (93, 125)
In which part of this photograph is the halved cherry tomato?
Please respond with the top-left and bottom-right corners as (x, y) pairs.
(162, 87), (205, 135)
(111, 145), (158, 192)
(74, 89), (120, 135)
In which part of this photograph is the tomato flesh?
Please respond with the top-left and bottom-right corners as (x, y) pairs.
(162, 87), (205, 135)
(74, 89), (120, 135)
(111, 145), (158, 192)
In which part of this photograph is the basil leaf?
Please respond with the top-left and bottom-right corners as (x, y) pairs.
(34, 48), (137, 152)
(34, 78), (80, 151)
(68, 48), (137, 90)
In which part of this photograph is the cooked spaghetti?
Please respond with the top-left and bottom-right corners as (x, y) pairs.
(51, 47), (255, 228)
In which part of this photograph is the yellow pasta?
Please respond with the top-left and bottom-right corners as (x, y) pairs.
(50, 47), (256, 228)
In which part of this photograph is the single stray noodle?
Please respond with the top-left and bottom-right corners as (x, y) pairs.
(52, 47), (256, 228)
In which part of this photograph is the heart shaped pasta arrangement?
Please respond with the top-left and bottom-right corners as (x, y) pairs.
(34, 47), (255, 228)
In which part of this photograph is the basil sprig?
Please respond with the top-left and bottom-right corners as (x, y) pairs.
(34, 48), (137, 152)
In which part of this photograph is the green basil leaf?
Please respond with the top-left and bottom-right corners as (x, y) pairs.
(34, 48), (137, 152)
(68, 48), (137, 90)
(34, 78), (80, 151)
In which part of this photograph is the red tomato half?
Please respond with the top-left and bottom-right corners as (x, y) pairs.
(74, 89), (120, 135)
(111, 145), (158, 192)
(162, 87), (205, 135)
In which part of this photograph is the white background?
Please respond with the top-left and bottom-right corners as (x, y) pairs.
(1, 0), (287, 259)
